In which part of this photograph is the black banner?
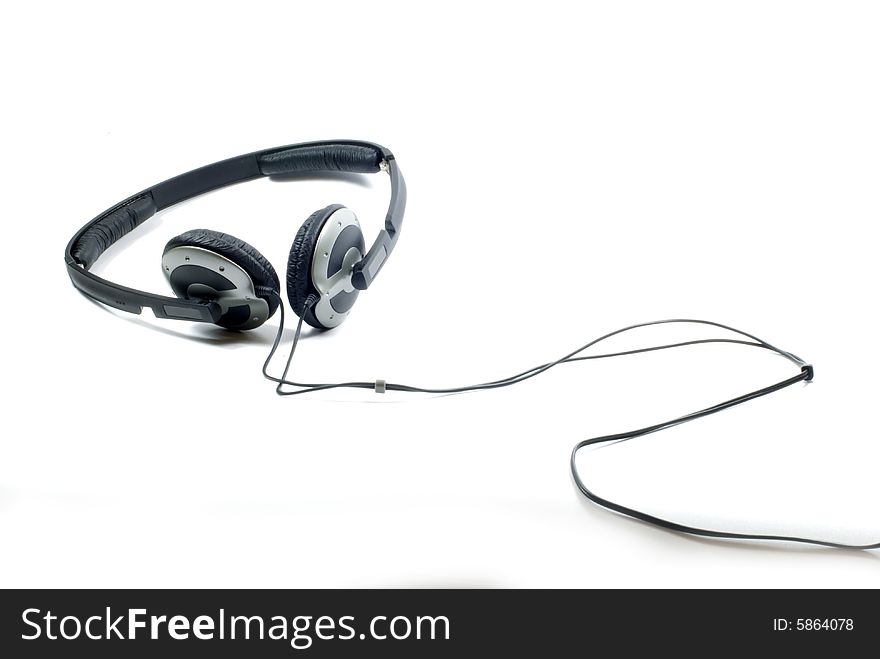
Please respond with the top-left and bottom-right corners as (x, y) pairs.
(0, 589), (875, 656)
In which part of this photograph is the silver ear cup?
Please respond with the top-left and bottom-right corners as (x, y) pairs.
(162, 246), (270, 330)
(310, 207), (365, 328)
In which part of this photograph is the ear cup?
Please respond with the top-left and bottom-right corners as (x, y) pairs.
(164, 229), (281, 321)
(286, 204), (346, 328)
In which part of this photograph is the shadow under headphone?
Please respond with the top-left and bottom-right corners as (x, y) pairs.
(65, 140), (878, 551)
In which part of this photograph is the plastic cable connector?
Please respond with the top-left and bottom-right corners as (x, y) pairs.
(374, 379), (386, 394)
(802, 364), (815, 381)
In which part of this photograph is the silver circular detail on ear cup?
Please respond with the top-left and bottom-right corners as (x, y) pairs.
(162, 246), (270, 330)
(311, 207), (363, 328)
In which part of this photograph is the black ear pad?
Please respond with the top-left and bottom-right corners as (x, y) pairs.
(164, 229), (281, 319)
(287, 204), (346, 329)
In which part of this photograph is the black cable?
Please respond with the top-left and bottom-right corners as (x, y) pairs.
(571, 369), (880, 550)
(264, 300), (790, 394)
(262, 296), (879, 549)
(263, 294), (377, 396)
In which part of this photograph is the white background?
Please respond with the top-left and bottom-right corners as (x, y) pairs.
(2, 1), (879, 588)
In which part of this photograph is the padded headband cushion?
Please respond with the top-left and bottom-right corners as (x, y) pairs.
(164, 229), (281, 318)
(287, 204), (345, 328)
(259, 144), (382, 177)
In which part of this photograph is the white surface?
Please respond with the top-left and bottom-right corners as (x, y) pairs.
(2, 1), (879, 588)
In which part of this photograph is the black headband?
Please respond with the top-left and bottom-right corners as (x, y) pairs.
(65, 140), (406, 323)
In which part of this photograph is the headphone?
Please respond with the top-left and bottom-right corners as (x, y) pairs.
(65, 140), (879, 551)
(65, 140), (405, 332)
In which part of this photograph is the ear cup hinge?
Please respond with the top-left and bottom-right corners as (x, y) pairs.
(155, 300), (223, 322)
